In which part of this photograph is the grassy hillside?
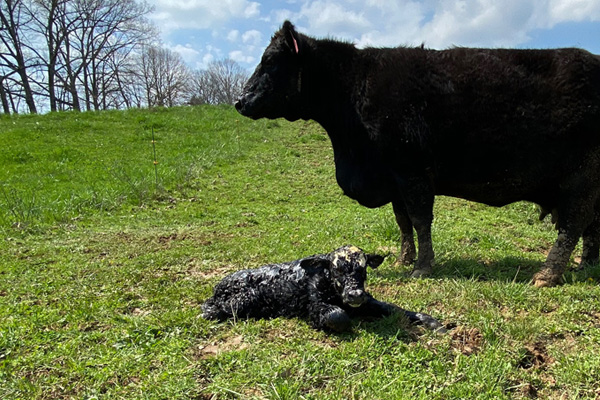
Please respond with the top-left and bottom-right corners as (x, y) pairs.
(1, 106), (600, 399)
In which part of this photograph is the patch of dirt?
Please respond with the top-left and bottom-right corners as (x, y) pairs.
(185, 261), (237, 280)
(518, 342), (554, 370)
(157, 233), (185, 245)
(450, 326), (484, 356)
(583, 311), (600, 328)
(376, 245), (399, 255)
(511, 382), (539, 399)
(130, 307), (151, 317)
(194, 335), (248, 360)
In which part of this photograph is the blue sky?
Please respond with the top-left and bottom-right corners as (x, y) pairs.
(147, 0), (600, 71)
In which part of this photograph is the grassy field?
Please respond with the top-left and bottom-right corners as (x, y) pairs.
(1, 106), (600, 399)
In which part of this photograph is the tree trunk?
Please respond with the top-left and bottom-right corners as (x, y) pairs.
(0, 77), (10, 114)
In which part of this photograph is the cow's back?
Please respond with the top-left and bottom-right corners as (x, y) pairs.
(358, 47), (600, 205)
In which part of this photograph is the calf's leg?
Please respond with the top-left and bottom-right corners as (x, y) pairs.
(348, 295), (398, 318)
(350, 296), (447, 333)
(403, 310), (447, 333)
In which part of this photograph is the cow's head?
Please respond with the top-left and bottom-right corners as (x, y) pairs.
(235, 21), (306, 121)
(327, 245), (385, 307)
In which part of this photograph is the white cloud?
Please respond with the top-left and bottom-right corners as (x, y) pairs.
(270, 0), (600, 50)
(298, 1), (371, 38)
(149, 0), (600, 71)
(169, 43), (201, 63)
(242, 29), (262, 45)
(270, 8), (295, 24)
(227, 30), (240, 42)
(244, 2), (261, 18)
(229, 50), (256, 64)
(548, 0), (600, 25)
(202, 53), (215, 66)
(150, 0), (261, 31)
(418, 0), (538, 48)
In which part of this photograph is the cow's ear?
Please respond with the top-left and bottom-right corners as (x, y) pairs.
(366, 254), (386, 269)
(282, 20), (300, 55)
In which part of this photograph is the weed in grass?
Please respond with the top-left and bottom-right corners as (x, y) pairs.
(0, 184), (38, 230)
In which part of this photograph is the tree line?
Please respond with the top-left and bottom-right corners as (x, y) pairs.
(0, 0), (248, 114)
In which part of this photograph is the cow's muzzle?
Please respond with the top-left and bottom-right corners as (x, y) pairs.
(234, 92), (260, 118)
(234, 97), (244, 112)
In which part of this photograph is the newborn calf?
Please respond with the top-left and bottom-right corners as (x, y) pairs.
(202, 245), (445, 332)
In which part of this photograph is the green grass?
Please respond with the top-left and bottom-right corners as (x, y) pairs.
(1, 106), (600, 399)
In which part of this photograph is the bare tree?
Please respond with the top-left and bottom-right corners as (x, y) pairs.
(27, 0), (75, 112)
(0, 0), (201, 113)
(136, 45), (190, 108)
(190, 59), (248, 105)
(0, 75), (10, 113)
(0, 0), (38, 113)
(23, 0), (155, 111)
(76, 0), (154, 110)
(189, 69), (216, 105)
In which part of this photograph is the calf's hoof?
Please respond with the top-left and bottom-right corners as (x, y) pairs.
(531, 269), (563, 288)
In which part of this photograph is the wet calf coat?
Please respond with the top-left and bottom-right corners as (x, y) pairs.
(236, 21), (600, 287)
(202, 246), (444, 332)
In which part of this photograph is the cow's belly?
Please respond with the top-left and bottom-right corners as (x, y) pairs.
(334, 161), (394, 208)
(437, 182), (533, 207)
(434, 164), (556, 207)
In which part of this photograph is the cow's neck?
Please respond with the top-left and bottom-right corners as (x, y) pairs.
(299, 41), (395, 208)
(301, 39), (367, 149)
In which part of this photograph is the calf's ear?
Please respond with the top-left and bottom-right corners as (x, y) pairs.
(366, 254), (386, 269)
(282, 20), (300, 55)
(299, 257), (329, 269)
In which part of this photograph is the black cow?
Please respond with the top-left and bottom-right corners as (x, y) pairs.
(235, 21), (600, 287)
(202, 245), (445, 332)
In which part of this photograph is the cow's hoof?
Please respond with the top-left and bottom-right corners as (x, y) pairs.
(409, 268), (432, 278)
(531, 270), (562, 288)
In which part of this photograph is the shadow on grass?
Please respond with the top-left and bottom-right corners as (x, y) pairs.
(376, 255), (600, 285)
(434, 256), (543, 283)
(329, 311), (445, 344)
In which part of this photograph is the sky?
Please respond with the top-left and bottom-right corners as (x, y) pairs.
(146, 0), (600, 72)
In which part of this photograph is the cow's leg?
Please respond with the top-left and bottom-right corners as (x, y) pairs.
(581, 210), (600, 267)
(532, 230), (579, 287)
(410, 221), (434, 278)
(532, 198), (593, 287)
(402, 179), (435, 278)
(392, 201), (416, 265)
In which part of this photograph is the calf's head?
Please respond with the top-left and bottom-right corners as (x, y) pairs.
(235, 21), (306, 121)
(327, 245), (385, 307)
